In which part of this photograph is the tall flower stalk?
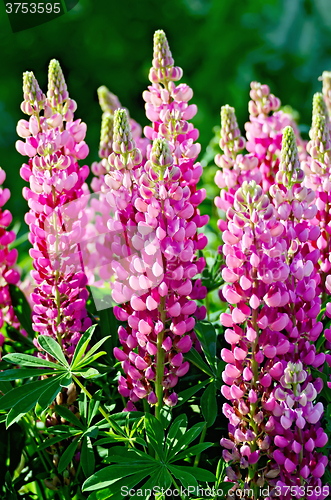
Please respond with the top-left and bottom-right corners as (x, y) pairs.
(17, 61), (92, 357)
(110, 30), (208, 417)
(219, 126), (328, 498)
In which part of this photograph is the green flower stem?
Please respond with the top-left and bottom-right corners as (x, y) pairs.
(155, 296), (166, 423)
(72, 375), (114, 432)
(169, 471), (186, 500)
(51, 184), (62, 344)
(193, 422), (207, 467)
(61, 486), (72, 500)
(22, 415), (52, 472)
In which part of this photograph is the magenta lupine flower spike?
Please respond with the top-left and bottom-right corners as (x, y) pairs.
(17, 60), (92, 357)
(266, 126), (328, 498)
(89, 94), (149, 290)
(0, 166), (21, 358)
(143, 29), (208, 340)
(245, 82), (307, 193)
(302, 94), (331, 299)
(219, 178), (289, 491)
(110, 127), (207, 413)
(319, 70), (331, 117)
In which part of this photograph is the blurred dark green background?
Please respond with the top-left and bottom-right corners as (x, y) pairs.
(1, 0), (331, 248)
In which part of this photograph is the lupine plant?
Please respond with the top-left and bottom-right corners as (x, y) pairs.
(0, 29), (331, 500)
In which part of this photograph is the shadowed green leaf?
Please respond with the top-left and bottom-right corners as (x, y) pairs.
(37, 335), (69, 368)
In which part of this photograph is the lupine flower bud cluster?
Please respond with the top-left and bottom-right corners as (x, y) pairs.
(110, 31), (208, 411)
(320, 71), (331, 117)
(88, 88), (147, 288)
(302, 93), (331, 299)
(17, 59), (92, 357)
(245, 82), (306, 193)
(219, 125), (328, 499)
(214, 105), (260, 214)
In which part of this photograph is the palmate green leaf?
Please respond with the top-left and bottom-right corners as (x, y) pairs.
(75, 337), (110, 369)
(0, 377), (56, 411)
(76, 353), (107, 371)
(86, 469), (157, 500)
(145, 413), (165, 459)
(60, 373), (72, 387)
(3, 353), (62, 370)
(54, 405), (84, 429)
(176, 379), (211, 407)
(168, 465), (198, 491)
(173, 465), (216, 483)
(130, 469), (161, 500)
(160, 404), (172, 429)
(58, 438), (80, 473)
(78, 367), (100, 379)
(35, 376), (63, 417)
(44, 426), (81, 437)
(71, 324), (97, 369)
(170, 442), (213, 463)
(38, 435), (76, 451)
(201, 382), (217, 427)
(83, 464), (157, 492)
(168, 422), (206, 461)
(88, 389), (102, 426)
(184, 348), (213, 377)
(105, 446), (158, 465)
(156, 465), (172, 491)
(83, 425), (99, 439)
(164, 414), (187, 458)
(5, 376), (63, 428)
(94, 436), (145, 446)
(81, 436), (95, 478)
(194, 321), (217, 372)
(0, 368), (56, 381)
(37, 335), (69, 369)
(8, 284), (34, 339)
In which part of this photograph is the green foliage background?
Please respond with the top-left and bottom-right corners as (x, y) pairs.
(1, 0), (331, 267)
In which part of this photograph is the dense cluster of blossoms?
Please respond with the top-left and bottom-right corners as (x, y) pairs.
(0, 168), (21, 357)
(302, 93), (331, 299)
(244, 81), (306, 193)
(86, 86), (150, 289)
(16, 60), (92, 357)
(110, 30), (208, 411)
(219, 124), (328, 499)
(320, 71), (331, 118)
(9, 27), (331, 500)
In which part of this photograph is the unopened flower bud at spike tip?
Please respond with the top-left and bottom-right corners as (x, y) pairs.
(153, 30), (174, 68)
(150, 138), (173, 168)
(113, 108), (132, 148)
(278, 126), (303, 187)
(149, 29), (183, 85)
(220, 105), (245, 157)
(22, 71), (46, 115)
(319, 70), (331, 116)
(99, 112), (114, 159)
(47, 59), (69, 105)
(97, 85), (121, 114)
(312, 92), (329, 121)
